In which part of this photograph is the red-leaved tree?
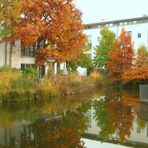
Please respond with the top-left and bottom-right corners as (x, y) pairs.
(14, 0), (86, 65)
(107, 28), (135, 82)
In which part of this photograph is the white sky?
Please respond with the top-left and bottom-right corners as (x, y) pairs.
(74, 0), (148, 24)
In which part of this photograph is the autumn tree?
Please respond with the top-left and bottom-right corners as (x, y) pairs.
(136, 44), (148, 67)
(122, 45), (148, 84)
(107, 28), (135, 82)
(14, 0), (86, 65)
(94, 27), (115, 70)
(0, 0), (21, 66)
(122, 67), (148, 84)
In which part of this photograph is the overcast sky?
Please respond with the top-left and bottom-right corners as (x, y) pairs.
(74, 0), (148, 24)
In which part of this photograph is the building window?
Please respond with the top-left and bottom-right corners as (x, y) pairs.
(128, 21), (133, 25)
(138, 33), (142, 38)
(119, 22), (123, 26)
(109, 23), (113, 27)
(12, 41), (16, 47)
(21, 63), (36, 70)
(87, 35), (92, 49)
(21, 45), (36, 57)
(137, 127), (141, 133)
(124, 22), (128, 25)
(127, 31), (132, 35)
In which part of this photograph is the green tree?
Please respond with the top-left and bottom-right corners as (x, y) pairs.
(136, 44), (148, 67)
(94, 27), (115, 70)
(0, 0), (21, 66)
(66, 51), (92, 72)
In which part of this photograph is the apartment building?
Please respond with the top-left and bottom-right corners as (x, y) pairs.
(84, 16), (148, 59)
(0, 16), (148, 73)
(0, 40), (52, 75)
(0, 41), (35, 69)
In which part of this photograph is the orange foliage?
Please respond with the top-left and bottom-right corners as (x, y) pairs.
(107, 28), (134, 81)
(106, 40), (121, 81)
(14, 0), (86, 64)
(122, 67), (148, 83)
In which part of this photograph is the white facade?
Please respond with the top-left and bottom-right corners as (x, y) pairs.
(0, 41), (35, 69)
(84, 16), (148, 59)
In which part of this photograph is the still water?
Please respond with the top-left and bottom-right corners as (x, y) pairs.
(0, 88), (148, 148)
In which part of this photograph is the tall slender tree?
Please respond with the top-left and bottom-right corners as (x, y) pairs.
(107, 28), (135, 81)
(122, 45), (148, 84)
(94, 27), (115, 70)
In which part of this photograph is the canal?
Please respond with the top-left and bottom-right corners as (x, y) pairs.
(0, 87), (148, 148)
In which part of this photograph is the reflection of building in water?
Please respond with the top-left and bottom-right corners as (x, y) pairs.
(85, 105), (148, 145)
(0, 121), (30, 147)
(0, 115), (70, 147)
(85, 107), (100, 135)
(140, 103), (148, 121)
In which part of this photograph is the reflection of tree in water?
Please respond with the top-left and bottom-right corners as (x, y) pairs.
(93, 91), (144, 144)
(20, 101), (91, 148)
(0, 99), (91, 148)
(93, 99), (114, 140)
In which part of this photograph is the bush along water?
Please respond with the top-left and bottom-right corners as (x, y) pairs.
(0, 67), (104, 103)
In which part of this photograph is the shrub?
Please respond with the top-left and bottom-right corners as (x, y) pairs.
(0, 66), (20, 91)
(22, 67), (38, 78)
(38, 77), (59, 98)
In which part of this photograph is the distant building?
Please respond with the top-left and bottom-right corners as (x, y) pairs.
(84, 16), (148, 59)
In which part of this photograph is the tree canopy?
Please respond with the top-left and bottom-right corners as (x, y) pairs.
(107, 28), (134, 82)
(94, 27), (115, 69)
(14, 0), (87, 64)
(0, 0), (87, 66)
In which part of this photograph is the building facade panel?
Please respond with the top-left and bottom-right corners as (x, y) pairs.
(84, 16), (148, 60)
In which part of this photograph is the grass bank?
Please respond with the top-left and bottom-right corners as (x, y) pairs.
(0, 67), (106, 103)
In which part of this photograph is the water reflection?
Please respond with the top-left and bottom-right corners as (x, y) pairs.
(0, 96), (89, 148)
(85, 91), (148, 147)
(0, 89), (148, 147)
